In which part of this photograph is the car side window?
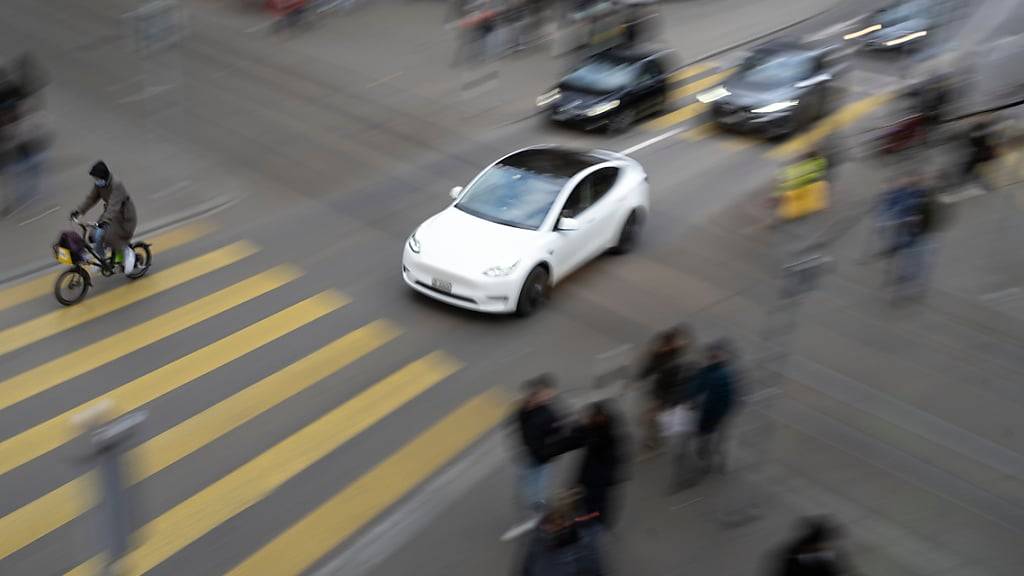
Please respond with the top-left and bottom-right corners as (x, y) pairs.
(560, 179), (590, 219)
(588, 167), (619, 204)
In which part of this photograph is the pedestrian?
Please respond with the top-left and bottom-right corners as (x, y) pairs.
(636, 325), (692, 453)
(962, 114), (996, 190)
(565, 401), (626, 527)
(520, 491), (605, 576)
(517, 373), (568, 516)
(690, 339), (738, 474)
(772, 516), (853, 576)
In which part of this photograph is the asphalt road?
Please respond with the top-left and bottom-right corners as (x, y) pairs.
(2, 0), (1021, 575)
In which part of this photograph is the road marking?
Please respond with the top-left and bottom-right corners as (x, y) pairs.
(151, 180), (192, 199)
(366, 71), (403, 88)
(70, 352), (462, 576)
(224, 388), (509, 576)
(619, 126), (686, 155)
(0, 220), (218, 314)
(0, 264), (298, 415)
(679, 122), (717, 142)
(768, 92), (893, 159)
(0, 320), (398, 562)
(500, 517), (540, 541)
(17, 205), (60, 226)
(0, 240), (258, 358)
(644, 101), (708, 131)
(0, 292), (346, 478)
(668, 62), (714, 84)
(668, 68), (735, 101)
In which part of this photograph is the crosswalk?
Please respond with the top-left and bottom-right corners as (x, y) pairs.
(640, 60), (899, 157)
(0, 223), (512, 575)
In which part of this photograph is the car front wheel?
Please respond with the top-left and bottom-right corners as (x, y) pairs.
(611, 210), (642, 254)
(515, 266), (549, 317)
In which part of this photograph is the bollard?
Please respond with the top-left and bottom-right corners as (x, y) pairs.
(73, 402), (147, 574)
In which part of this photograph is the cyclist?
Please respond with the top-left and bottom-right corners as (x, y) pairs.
(71, 161), (138, 274)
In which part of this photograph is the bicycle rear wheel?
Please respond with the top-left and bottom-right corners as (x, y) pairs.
(126, 242), (152, 280)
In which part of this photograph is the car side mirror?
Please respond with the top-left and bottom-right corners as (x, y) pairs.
(450, 186), (464, 199)
(557, 217), (580, 232)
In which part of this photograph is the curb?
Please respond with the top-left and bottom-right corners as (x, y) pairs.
(685, 2), (846, 67)
(0, 193), (243, 288)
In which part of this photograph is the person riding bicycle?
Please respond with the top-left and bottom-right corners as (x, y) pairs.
(71, 161), (138, 274)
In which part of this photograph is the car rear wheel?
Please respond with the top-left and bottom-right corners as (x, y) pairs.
(515, 266), (549, 317)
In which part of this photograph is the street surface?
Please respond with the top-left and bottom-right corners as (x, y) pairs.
(1, 0), (1023, 575)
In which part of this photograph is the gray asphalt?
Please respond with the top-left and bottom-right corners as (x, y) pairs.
(1, 0), (1022, 575)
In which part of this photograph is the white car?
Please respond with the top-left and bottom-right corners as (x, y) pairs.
(402, 146), (650, 316)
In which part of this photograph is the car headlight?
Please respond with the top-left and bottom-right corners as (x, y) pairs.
(697, 86), (731, 103)
(585, 100), (620, 117)
(884, 30), (926, 46)
(482, 261), (519, 277)
(752, 100), (799, 114)
(408, 231), (421, 254)
(843, 23), (881, 40)
(536, 88), (561, 107)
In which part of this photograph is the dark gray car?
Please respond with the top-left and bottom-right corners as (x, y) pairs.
(861, 0), (935, 51)
(701, 40), (839, 139)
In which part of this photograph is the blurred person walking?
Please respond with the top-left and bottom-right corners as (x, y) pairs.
(4, 54), (52, 218)
(773, 149), (829, 222)
(520, 491), (606, 576)
(962, 114), (997, 191)
(772, 516), (854, 576)
(690, 340), (739, 474)
(516, 374), (569, 516)
(564, 401), (627, 527)
(636, 325), (693, 454)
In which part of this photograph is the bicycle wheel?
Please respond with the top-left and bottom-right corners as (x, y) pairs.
(55, 267), (91, 306)
(126, 242), (152, 280)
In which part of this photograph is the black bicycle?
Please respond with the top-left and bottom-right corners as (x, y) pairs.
(52, 216), (152, 306)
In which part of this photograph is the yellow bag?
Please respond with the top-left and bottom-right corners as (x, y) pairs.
(778, 180), (829, 220)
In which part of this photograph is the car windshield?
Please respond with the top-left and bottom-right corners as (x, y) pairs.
(878, 1), (927, 25)
(562, 59), (637, 93)
(455, 165), (566, 230)
(739, 52), (814, 86)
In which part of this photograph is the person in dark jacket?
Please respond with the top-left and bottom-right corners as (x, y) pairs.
(690, 339), (738, 473)
(637, 325), (692, 452)
(773, 516), (853, 576)
(72, 161), (138, 274)
(566, 401), (626, 527)
(521, 492), (605, 576)
(517, 374), (567, 514)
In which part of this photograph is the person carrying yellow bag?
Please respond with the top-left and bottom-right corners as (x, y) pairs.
(774, 150), (830, 221)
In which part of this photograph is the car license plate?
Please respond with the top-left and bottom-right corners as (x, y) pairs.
(431, 278), (453, 293)
(56, 247), (72, 265)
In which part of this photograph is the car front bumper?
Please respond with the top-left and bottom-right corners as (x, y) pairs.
(402, 248), (521, 314)
(712, 104), (797, 137)
(548, 108), (612, 131)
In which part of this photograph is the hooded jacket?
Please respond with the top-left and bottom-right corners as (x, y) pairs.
(77, 179), (137, 251)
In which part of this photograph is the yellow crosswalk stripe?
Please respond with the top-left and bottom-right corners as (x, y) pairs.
(668, 68), (735, 101)
(768, 92), (893, 159)
(0, 320), (398, 562)
(0, 291), (346, 477)
(644, 101), (708, 131)
(680, 122), (717, 142)
(668, 62), (714, 84)
(70, 352), (462, 576)
(0, 241), (259, 358)
(0, 220), (216, 314)
(0, 265), (301, 413)
(226, 389), (510, 576)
